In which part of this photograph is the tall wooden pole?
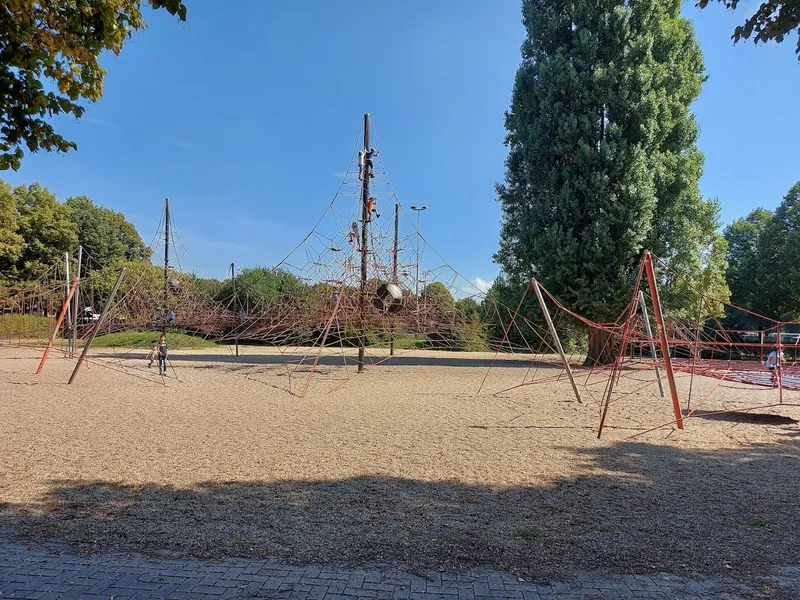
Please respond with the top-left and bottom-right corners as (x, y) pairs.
(390, 203), (399, 356)
(231, 262), (238, 357)
(69, 268), (126, 384)
(64, 252), (72, 356)
(71, 246), (82, 358)
(358, 114), (371, 372)
(163, 198), (170, 338)
(638, 290), (665, 398)
(533, 279), (582, 404)
(643, 252), (684, 429)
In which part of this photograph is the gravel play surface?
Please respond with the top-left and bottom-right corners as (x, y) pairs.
(1, 344), (799, 581)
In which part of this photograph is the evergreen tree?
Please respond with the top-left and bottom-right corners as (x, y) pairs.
(495, 0), (728, 362)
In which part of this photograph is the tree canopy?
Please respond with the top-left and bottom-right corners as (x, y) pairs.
(0, 178), (152, 282)
(420, 281), (455, 314)
(496, 0), (729, 358)
(0, 0), (187, 170)
(216, 267), (306, 310)
(724, 207), (773, 311)
(697, 1), (800, 57)
(66, 195), (151, 265)
(751, 182), (800, 320)
(11, 182), (78, 279)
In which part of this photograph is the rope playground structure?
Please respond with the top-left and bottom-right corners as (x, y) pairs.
(2, 115), (798, 437)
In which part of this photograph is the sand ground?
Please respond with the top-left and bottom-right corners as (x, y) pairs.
(1, 344), (799, 581)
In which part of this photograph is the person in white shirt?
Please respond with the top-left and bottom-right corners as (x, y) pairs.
(765, 348), (780, 386)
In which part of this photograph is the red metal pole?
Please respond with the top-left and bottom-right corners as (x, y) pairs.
(643, 252), (684, 430)
(36, 278), (78, 375)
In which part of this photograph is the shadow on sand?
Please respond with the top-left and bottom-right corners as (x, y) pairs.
(92, 351), (546, 370)
(2, 440), (800, 581)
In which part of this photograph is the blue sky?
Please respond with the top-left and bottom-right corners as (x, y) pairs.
(2, 1), (798, 286)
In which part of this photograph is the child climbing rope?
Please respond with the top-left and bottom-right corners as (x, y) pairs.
(348, 222), (360, 250)
(358, 151), (365, 181)
(367, 197), (380, 220)
(365, 148), (379, 178)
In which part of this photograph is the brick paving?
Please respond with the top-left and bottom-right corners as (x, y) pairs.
(0, 539), (798, 600)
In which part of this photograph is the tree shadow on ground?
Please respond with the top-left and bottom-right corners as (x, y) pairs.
(92, 351), (549, 370)
(2, 440), (799, 582)
(685, 409), (799, 426)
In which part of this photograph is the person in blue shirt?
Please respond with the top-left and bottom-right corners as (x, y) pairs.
(365, 148), (379, 178)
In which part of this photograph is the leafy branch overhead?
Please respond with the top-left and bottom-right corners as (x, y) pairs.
(0, 0), (187, 171)
(697, 0), (800, 57)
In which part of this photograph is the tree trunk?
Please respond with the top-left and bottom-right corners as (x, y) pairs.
(584, 327), (616, 367)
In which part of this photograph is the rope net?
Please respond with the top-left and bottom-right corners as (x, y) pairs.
(2, 117), (798, 433)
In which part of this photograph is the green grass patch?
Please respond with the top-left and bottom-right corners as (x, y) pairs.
(92, 331), (217, 349)
(746, 517), (774, 532)
(515, 526), (541, 541)
(0, 314), (52, 337)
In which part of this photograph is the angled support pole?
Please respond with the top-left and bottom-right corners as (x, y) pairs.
(533, 278), (582, 404)
(638, 290), (665, 398)
(36, 278), (78, 375)
(642, 252), (683, 429)
(301, 288), (344, 399)
(71, 246), (82, 358)
(64, 252), (72, 356)
(68, 268), (126, 385)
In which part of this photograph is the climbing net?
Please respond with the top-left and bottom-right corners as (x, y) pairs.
(5, 115), (798, 431)
(478, 251), (800, 437)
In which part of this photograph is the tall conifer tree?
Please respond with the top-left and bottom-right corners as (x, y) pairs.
(495, 0), (728, 361)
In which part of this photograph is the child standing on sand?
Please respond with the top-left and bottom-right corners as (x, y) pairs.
(157, 335), (168, 376)
(146, 343), (157, 368)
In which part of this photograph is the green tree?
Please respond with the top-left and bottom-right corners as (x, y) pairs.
(496, 0), (727, 362)
(0, 0), (186, 170)
(14, 182), (77, 279)
(697, 1), (800, 57)
(0, 181), (25, 274)
(66, 195), (150, 265)
(753, 182), (800, 319)
(420, 281), (455, 314)
(187, 275), (223, 300)
(724, 207), (772, 310)
(455, 297), (481, 322)
(216, 267), (307, 310)
(84, 259), (162, 306)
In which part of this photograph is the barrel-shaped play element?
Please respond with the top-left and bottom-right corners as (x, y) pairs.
(373, 282), (404, 314)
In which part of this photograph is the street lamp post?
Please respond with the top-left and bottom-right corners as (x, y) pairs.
(410, 205), (427, 309)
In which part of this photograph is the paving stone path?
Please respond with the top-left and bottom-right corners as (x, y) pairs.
(1, 539), (798, 600)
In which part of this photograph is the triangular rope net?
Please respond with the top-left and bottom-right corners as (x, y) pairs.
(3, 117), (799, 436)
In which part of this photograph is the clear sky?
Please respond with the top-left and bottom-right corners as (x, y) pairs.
(2, 1), (798, 285)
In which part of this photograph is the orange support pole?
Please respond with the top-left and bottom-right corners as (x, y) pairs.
(36, 278), (78, 375)
(643, 252), (684, 430)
